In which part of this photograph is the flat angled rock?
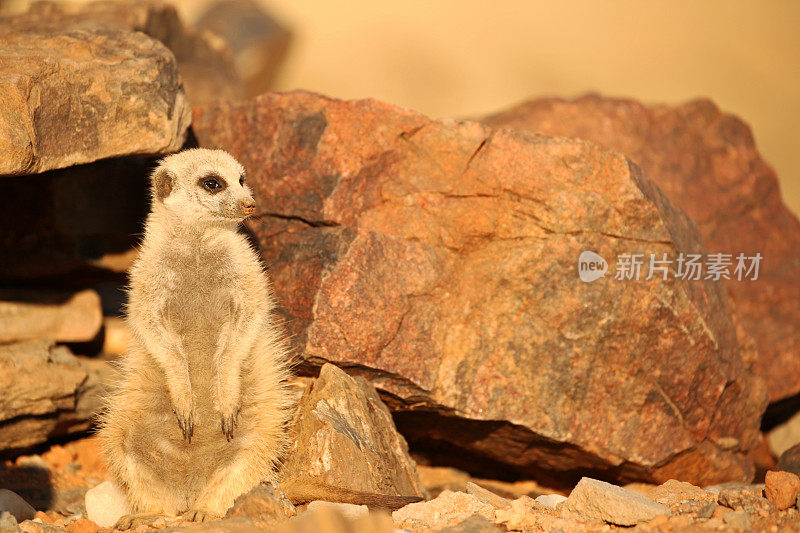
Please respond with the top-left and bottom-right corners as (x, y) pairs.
(279, 363), (425, 503)
(193, 91), (765, 486)
(481, 95), (800, 402)
(0, 29), (189, 176)
(564, 477), (670, 526)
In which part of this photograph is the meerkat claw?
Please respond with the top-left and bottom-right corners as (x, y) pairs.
(174, 409), (194, 442)
(221, 413), (235, 441)
(182, 509), (218, 522)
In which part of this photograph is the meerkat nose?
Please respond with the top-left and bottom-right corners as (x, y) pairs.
(242, 198), (256, 214)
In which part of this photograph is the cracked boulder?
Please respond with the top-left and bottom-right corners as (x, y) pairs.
(193, 91), (766, 486)
(0, 27), (189, 176)
(481, 95), (800, 403)
(0, 339), (111, 452)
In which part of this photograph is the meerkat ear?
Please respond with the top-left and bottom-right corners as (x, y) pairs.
(152, 166), (174, 202)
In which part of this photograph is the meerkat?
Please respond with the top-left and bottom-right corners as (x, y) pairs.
(98, 149), (291, 525)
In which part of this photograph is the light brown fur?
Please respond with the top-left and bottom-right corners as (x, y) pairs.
(98, 149), (291, 521)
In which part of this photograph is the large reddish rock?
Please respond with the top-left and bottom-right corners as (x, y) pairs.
(481, 95), (800, 403)
(193, 91), (766, 486)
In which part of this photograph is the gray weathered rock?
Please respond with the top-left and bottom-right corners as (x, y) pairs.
(279, 363), (425, 503)
(0, 28), (189, 176)
(563, 477), (670, 526)
(0, 491), (34, 524)
(0, 340), (111, 452)
(0, 290), (102, 343)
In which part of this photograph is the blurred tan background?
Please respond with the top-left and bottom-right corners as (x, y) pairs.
(5, 0), (799, 215)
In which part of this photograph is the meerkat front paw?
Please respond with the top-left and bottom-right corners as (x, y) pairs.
(220, 406), (240, 441)
(172, 396), (195, 442)
(182, 509), (220, 522)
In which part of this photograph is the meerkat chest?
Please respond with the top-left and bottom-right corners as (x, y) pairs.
(162, 244), (242, 339)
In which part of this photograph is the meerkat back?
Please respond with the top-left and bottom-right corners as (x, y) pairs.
(98, 149), (292, 523)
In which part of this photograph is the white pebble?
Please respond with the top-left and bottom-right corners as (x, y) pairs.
(85, 481), (131, 528)
(535, 493), (567, 509)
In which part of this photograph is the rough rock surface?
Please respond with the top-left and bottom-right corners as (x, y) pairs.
(0, 290), (102, 343)
(193, 91), (765, 485)
(0, 157), (150, 281)
(647, 479), (716, 515)
(0, 340), (110, 452)
(563, 477), (670, 526)
(0, 28), (189, 176)
(764, 470), (800, 510)
(481, 95), (800, 402)
(392, 490), (495, 531)
(717, 485), (773, 514)
(279, 363), (425, 502)
(1, 0), (244, 107)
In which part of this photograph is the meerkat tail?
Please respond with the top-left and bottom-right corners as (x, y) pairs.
(280, 480), (424, 511)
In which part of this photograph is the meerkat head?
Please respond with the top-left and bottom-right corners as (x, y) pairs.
(150, 149), (256, 224)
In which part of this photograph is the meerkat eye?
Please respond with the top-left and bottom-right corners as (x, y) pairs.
(199, 175), (226, 194)
(239, 175), (246, 186)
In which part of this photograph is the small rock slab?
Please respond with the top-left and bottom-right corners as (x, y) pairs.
(0, 290), (102, 343)
(0, 340), (110, 452)
(764, 470), (800, 510)
(0, 28), (189, 176)
(393, 490), (495, 531)
(563, 477), (670, 526)
(225, 482), (295, 522)
(717, 484), (773, 513)
(279, 363), (425, 504)
(648, 479), (716, 515)
(84, 481), (131, 528)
